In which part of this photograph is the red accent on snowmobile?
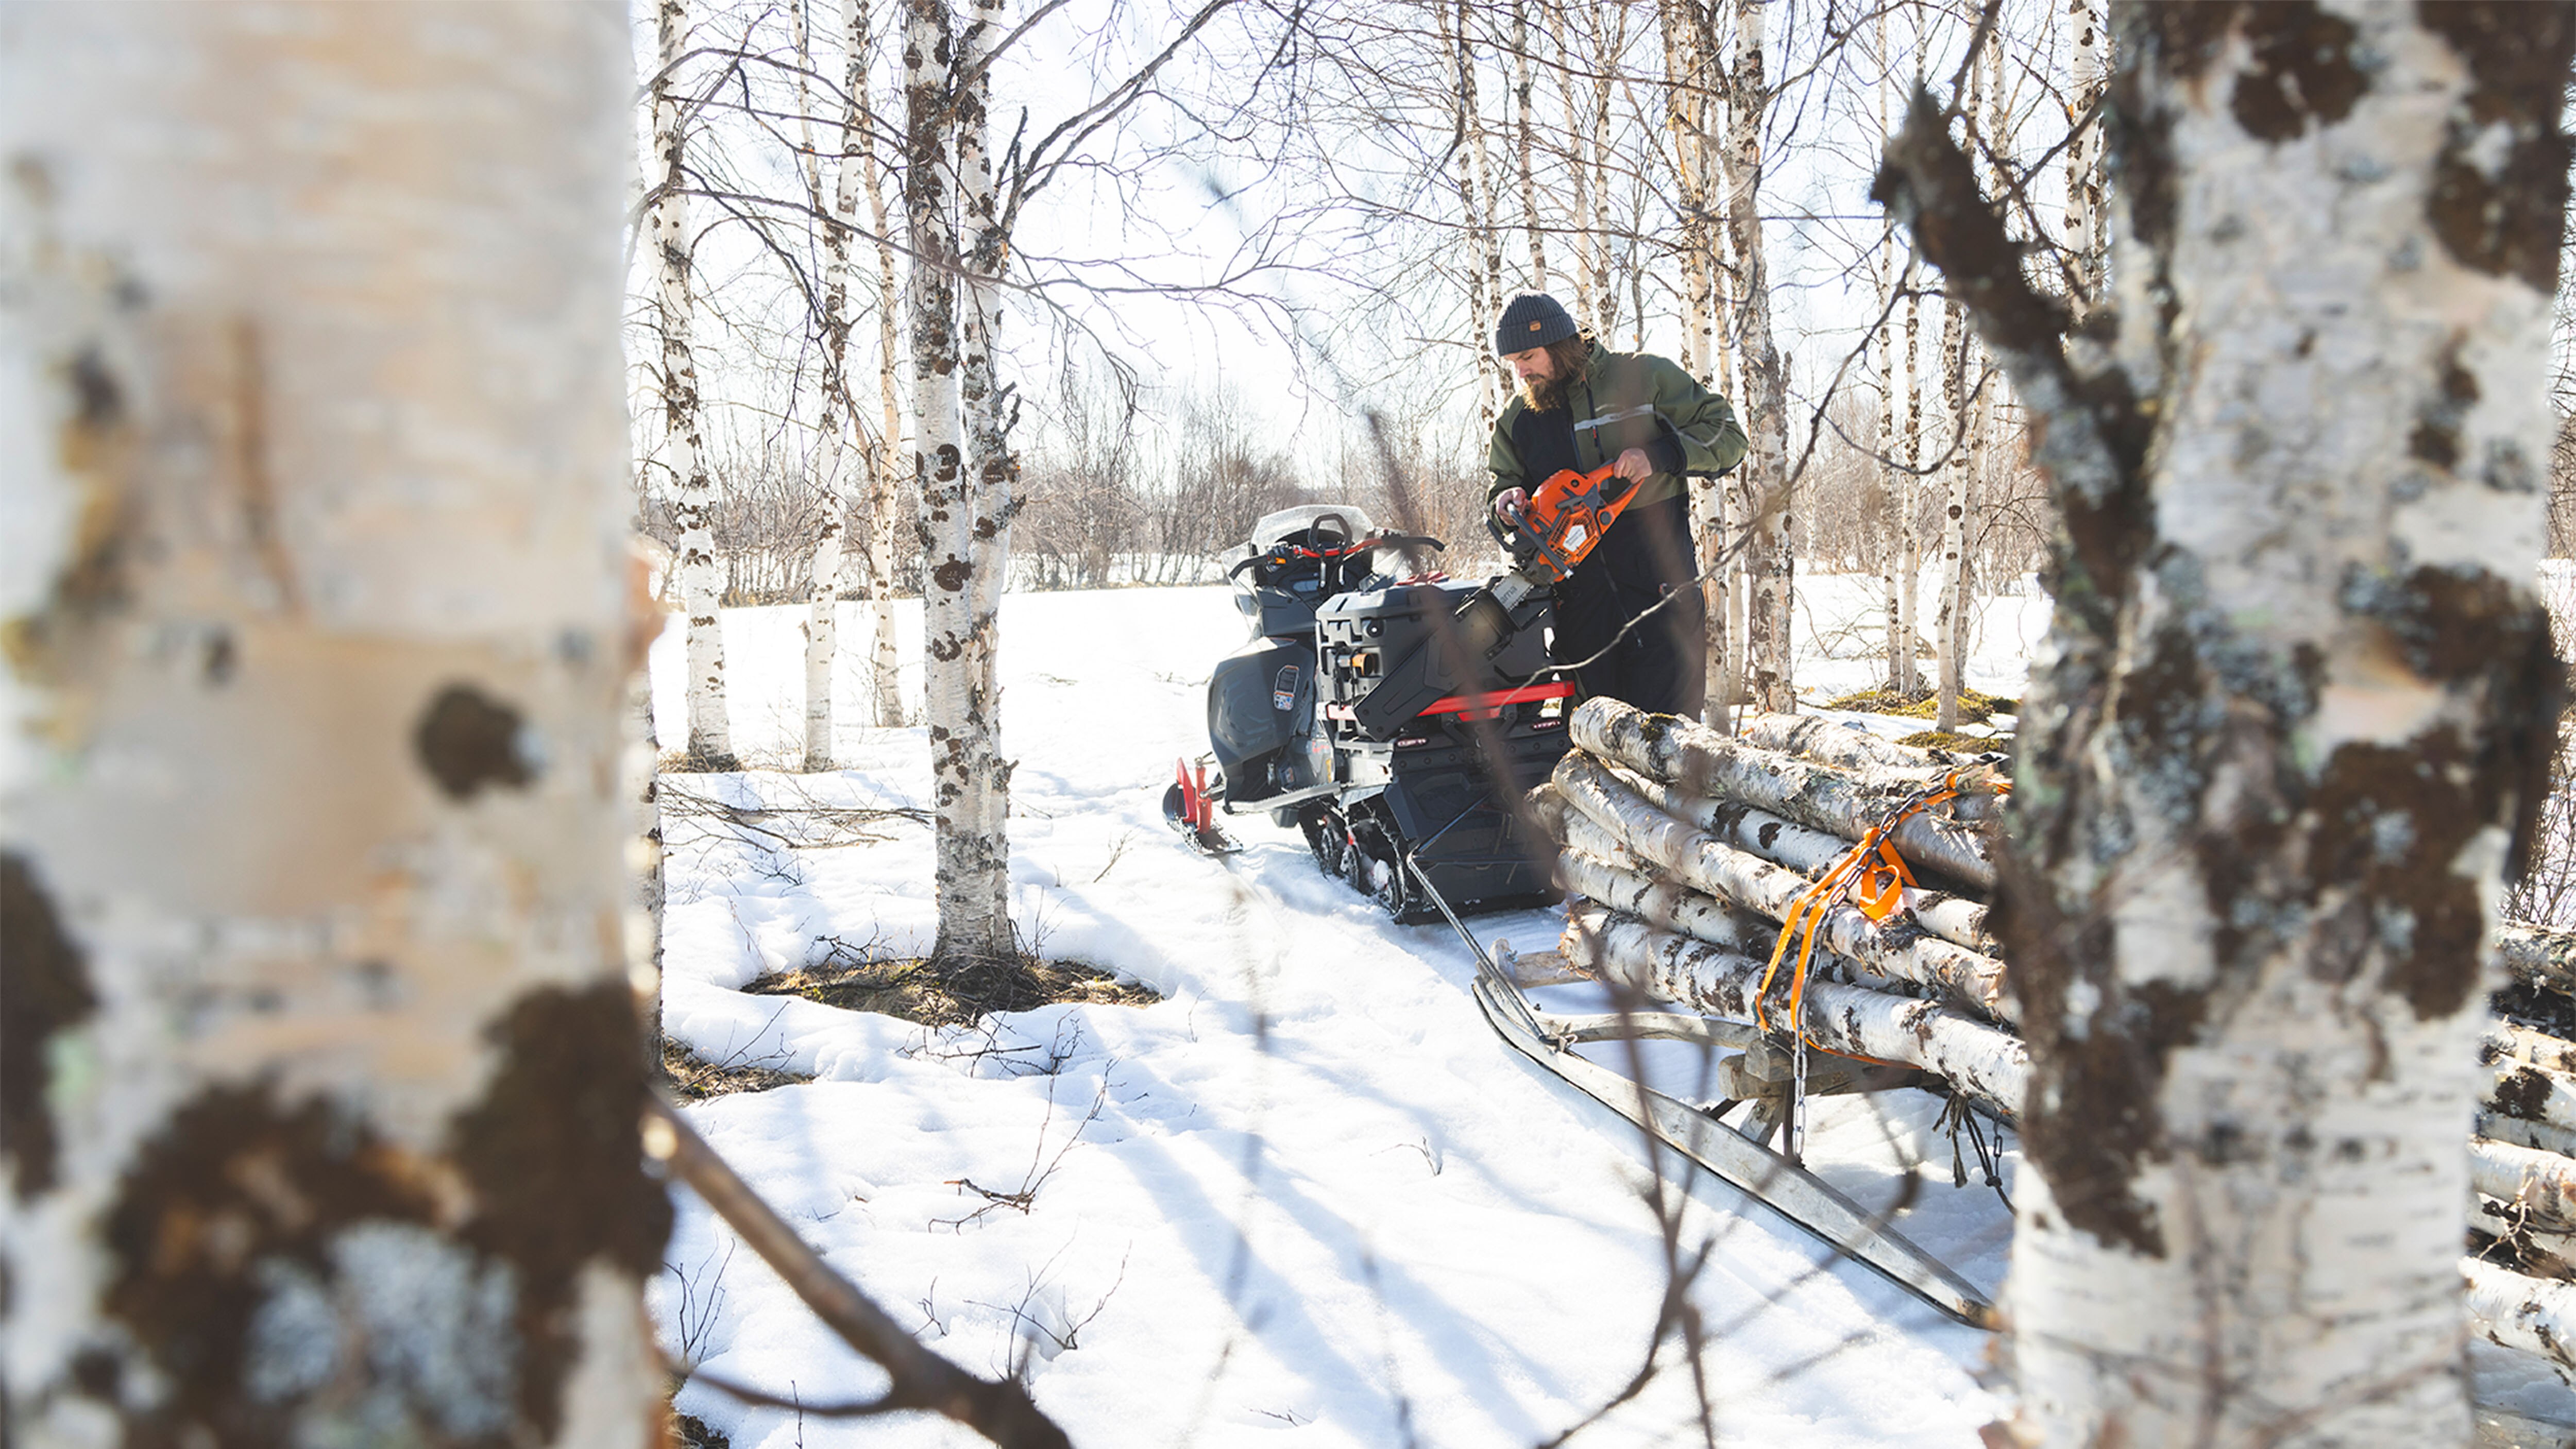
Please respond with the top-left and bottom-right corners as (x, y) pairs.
(1163, 757), (1244, 855)
(1419, 680), (1575, 719)
(1321, 679), (1573, 724)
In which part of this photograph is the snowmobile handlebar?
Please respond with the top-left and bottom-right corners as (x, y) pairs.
(1227, 532), (1446, 581)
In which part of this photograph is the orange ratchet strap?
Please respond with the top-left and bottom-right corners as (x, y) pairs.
(1754, 769), (2008, 1057)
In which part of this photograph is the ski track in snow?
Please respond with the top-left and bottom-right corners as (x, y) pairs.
(646, 579), (2041, 1448)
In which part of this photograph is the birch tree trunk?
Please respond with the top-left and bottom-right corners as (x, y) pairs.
(855, 0), (908, 729)
(1510, 0), (1547, 291)
(1878, 263), (1906, 695)
(0, 6), (666, 1442)
(1456, 0), (1511, 418)
(1933, 298), (1969, 732)
(1584, 8), (1623, 338)
(1880, 6), (2573, 1442)
(796, 0), (858, 774)
(2062, 0), (2109, 319)
(1444, 0), (1504, 427)
(1658, 0), (1716, 386)
(908, 0), (1016, 971)
(1897, 272), (1923, 695)
(1721, 0), (1793, 715)
(656, 0), (732, 768)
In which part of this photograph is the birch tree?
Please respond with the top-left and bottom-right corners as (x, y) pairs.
(1717, 0), (1794, 715)
(855, 0), (910, 729)
(793, 0), (864, 773)
(1880, 3), (2573, 1441)
(656, 0), (734, 766)
(1, 5), (666, 1442)
(2061, 0), (2109, 319)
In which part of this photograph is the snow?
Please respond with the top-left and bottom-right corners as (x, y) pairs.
(644, 579), (2044, 1447)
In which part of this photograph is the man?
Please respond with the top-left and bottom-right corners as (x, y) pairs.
(1486, 292), (1747, 718)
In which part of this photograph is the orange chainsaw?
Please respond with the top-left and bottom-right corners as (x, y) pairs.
(1495, 461), (1638, 589)
(1346, 462), (1637, 740)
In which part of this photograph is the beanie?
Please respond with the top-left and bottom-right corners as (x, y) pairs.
(1495, 293), (1577, 355)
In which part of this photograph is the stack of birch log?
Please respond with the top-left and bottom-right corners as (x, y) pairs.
(1533, 695), (2576, 1383)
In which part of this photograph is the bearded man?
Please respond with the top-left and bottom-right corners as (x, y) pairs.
(1486, 292), (1747, 718)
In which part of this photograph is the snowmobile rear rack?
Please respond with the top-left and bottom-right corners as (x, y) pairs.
(1406, 857), (1998, 1329)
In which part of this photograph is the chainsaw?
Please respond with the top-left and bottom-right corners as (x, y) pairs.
(1347, 462), (1636, 740)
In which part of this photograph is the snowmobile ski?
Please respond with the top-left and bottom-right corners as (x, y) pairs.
(1408, 858), (1997, 1329)
(1162, 757), (1244, 856)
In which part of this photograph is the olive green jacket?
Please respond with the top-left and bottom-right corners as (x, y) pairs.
(1485, 346), (1748, 510)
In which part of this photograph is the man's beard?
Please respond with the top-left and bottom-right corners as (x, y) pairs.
(1519, 369), (1570, 414)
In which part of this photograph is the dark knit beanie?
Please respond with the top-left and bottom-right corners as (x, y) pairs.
(1495, 293), (1577, 355)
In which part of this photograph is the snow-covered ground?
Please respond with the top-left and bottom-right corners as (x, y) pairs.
(644, 577), (2045, 1448)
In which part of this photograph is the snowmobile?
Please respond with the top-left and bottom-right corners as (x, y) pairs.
(1165, 467), (1641, 921)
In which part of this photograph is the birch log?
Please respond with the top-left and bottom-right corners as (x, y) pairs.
(2484, 1057), (2576, 1140)
(2472, 1139), (2576, 1230)
(2466, 1256), (2576, 1378)
(1571, 697), (1999, 891)
(2487, 1021), (2576, 1076)
(2476, 1112), (2576, 1163)
(2499, 923), (2576, 999)
(1554, 790), (2016, 1024)
(1740, 712), (1942, 777)
(1560, 909), (2028, 1118)
(1557, 847), (1783, 958)
(1558, 751), (1999, 955)
(1555, 847), (1907, 996)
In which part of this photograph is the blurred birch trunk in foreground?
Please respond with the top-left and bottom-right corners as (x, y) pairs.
(1880, 4), (2573, 1442)
(0, 4), (667, 1443)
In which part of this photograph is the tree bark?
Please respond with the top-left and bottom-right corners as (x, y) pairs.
(657, 0), (732, 768)
(0, 5), (665, 1441)
(1878, 7), (2573, 1441)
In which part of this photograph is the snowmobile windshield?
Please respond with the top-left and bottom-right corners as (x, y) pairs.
(1245, 505), (1375, 552)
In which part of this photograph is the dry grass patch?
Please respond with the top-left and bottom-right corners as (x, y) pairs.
(660, 1038), (812, 1101)
(1822, 686), (2020, 723)
(747, 953), (1159, 1029)
(1894, 728), (2013, 755)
